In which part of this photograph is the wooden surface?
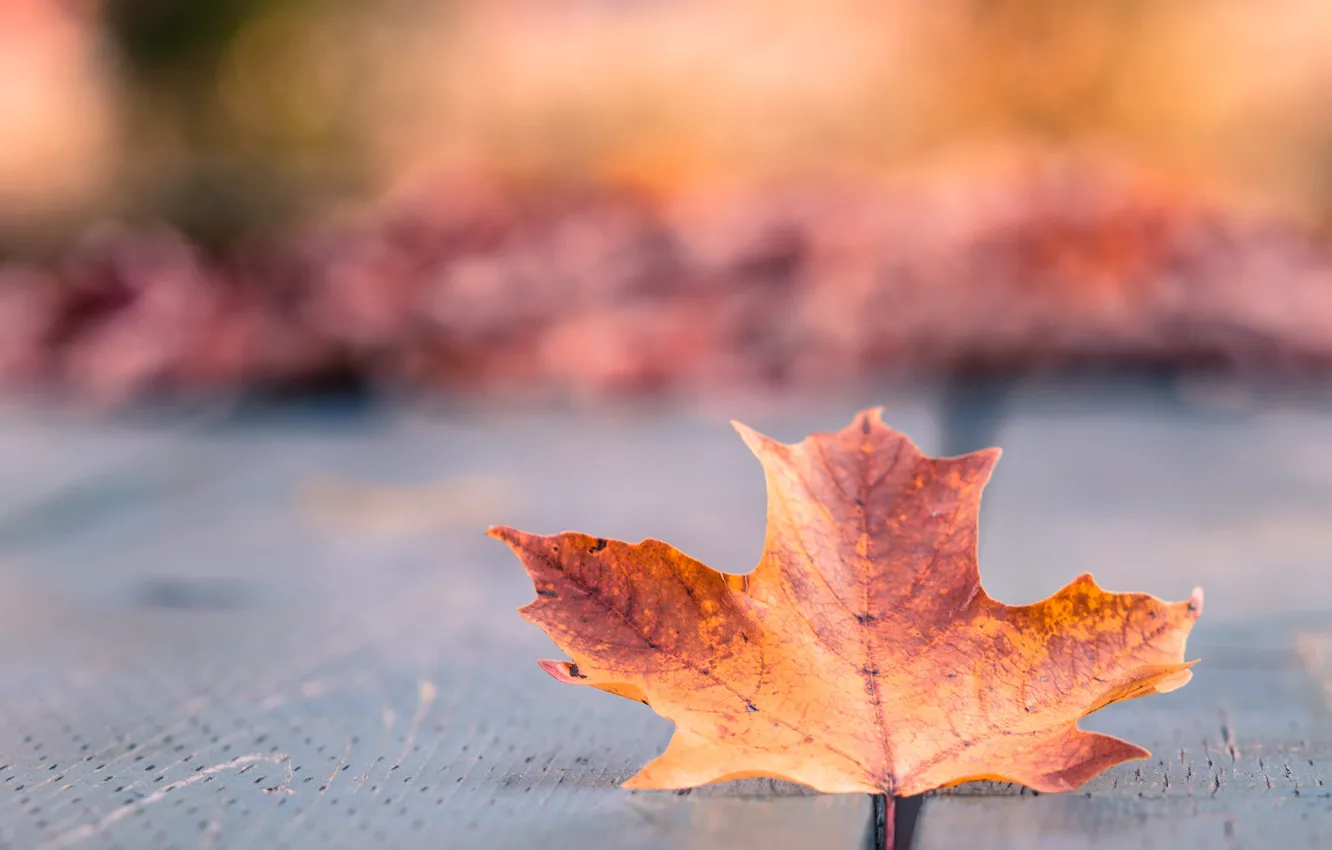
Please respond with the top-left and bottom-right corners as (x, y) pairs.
(0, 382), (1329, 848)
(918, 620), (1332, 848)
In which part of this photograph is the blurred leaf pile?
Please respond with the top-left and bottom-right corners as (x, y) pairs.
(5, 166), (1332, 406)
(2, 0), (1332, 404)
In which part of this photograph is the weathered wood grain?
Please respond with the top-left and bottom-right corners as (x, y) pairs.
(2, 384), (1332, 849)
(910, 384), (1332, 846)
(915, 794), (1332, 850)
(0, 406), (192, 548)
(915, 621), (1332, 848)
(0, 403), (893, 850)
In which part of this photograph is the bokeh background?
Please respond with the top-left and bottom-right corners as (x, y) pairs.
(3, 8), (1332, 848)
(5, 0), (1332, 407)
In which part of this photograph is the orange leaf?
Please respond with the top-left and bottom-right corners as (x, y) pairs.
(490, 408), (1202, 795)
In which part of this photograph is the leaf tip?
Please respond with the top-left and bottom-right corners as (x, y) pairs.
(731, 418), (782, 459)
(976, 445), (1003, 462)
(729, 417), (760, 440)
(537, 658), (584, 683)
(1187, 586), (1204, 618)
(1154, 665), (1194, 694)
(1117, 742), (1153, 765)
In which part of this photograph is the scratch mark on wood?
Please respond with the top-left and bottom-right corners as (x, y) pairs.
(353, 706), (397, 794)
(377, 679), (437, 795)
(1219, 709), (1239, 763)
(272, 722), (354, 841)
(39, 753), (291, 850)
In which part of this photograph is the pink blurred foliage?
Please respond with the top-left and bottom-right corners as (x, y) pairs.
(5, 163), (1332, 406)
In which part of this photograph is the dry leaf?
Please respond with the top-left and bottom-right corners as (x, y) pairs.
(494, 408), (1203, 795)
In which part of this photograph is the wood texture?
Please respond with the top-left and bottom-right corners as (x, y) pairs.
(1, 384), (1331, 848)
(913, 616), (1332, 848)
(0, 404), (882, 850)
(914, 385), (1332, 847)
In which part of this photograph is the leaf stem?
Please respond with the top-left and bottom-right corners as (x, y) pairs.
(875, 793), (894, 850)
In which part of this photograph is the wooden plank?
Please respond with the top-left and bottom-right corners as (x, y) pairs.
(914, 794), (1332, 850)
(915, 622), (1332, 849)
(4, 386), (1332, 849)
(912, 385), (1332, 845)
(0, 406), (191, 545)
(0, 403), (900, 850)
(974, 391), (1332, 621)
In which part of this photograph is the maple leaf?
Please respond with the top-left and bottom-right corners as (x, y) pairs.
(489, 408), (1202, 796)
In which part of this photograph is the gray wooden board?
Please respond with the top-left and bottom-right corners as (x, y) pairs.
(974, 391), (1332, 621)
(0, 402), (895, 850)
(916, 617), (1332, 848)
(914, 384), (1332, 848)
(914, 794), (1332, 850)
(0, 405), (194, 550)
(1, 383), (1332, 848)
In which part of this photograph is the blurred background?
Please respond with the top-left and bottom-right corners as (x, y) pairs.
(4, 0), (1332, 406)
(4, 7), (1332, 847)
